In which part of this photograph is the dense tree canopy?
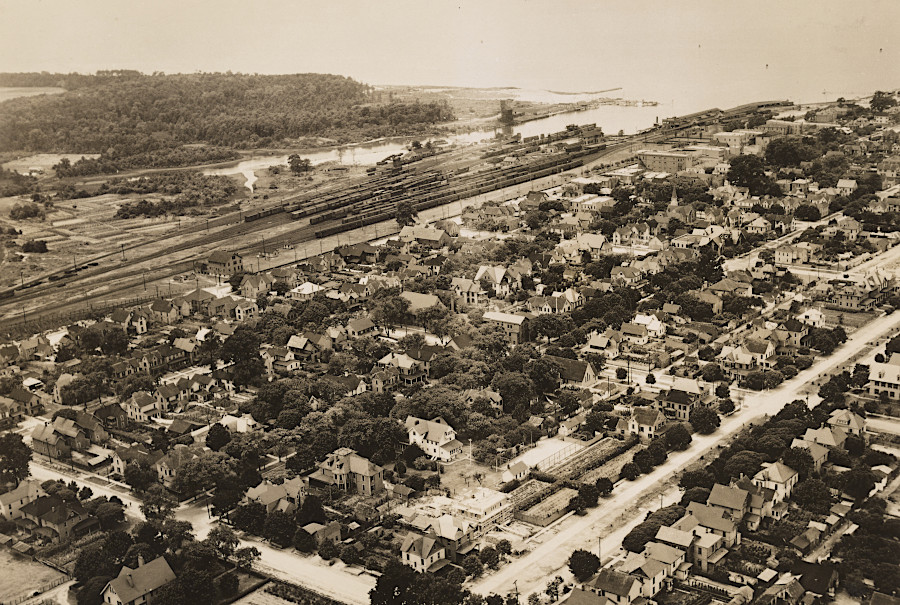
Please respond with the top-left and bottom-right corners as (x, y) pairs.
(0, 73), (453, 174)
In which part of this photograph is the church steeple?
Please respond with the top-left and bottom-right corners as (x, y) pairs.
(669, 185), (678, 207)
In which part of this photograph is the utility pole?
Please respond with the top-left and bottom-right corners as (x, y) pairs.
(120, 244), (125, 260)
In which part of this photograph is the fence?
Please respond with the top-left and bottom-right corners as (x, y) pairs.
(535, 442), (583, 471)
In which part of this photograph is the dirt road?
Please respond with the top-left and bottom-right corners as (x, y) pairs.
(473, 307), (900, 599)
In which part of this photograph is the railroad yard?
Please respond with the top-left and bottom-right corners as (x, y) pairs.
(0, 99), (780, 335)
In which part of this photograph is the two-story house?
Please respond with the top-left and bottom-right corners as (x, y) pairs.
(400, 533), (447, 573)
(405, 416), (463, 462)
(309, 447), (384, 496)
(0, 480), (45, 520)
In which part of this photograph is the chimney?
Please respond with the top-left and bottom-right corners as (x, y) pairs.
(126, 574), (134, 588)
(137, 554), (145, 567)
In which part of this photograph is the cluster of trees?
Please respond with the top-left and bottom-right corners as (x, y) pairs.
(834, 497), (900, 597)
(9, 201), (44, 220)
(52, 147), (240, 178)
(622, 504), (687, 552)
(1, 73), (453, 175)
(74, 491), (258, 605)
(21, 239), (48, 252)
(230, 493), (328, 550)
(0, 167), (36, 197)
(621, 424), (693, 481)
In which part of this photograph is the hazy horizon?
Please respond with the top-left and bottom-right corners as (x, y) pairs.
(2, 0), (899, 108)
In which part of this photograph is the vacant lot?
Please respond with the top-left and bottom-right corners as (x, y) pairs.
(0, 549), (66, 603)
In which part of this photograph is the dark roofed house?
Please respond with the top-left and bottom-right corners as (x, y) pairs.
(545, 355), (597, 387)
(707, 484), (749, 521)
(21, 495), (93, 542)
(102, 555), (176, 605)
(590, 568), (642, 605)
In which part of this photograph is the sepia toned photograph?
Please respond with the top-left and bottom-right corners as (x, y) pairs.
(0, 1), (899, 604)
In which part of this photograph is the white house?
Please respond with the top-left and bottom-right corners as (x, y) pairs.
(405, 416), (463, 462)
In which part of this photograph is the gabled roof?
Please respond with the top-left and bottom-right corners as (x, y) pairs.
(592, 568), (638, 597)
(708, 483), (750, 512)
(545, 355), (593, 383)
(105, 556), (176, 604)
(632, 406), (665, 427)
(401, 533), (441, 559)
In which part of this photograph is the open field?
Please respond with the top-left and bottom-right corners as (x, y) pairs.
(0, 548), (67, 603)
(2, 152), (100, 173)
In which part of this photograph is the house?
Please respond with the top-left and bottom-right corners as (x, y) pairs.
(347, 317), (377, 338)
(450, 277), (486, 306)
(0, 393), (24, 429)
(21, 495), (94, 542)
(582, 330), (621, 360)
(589, 568), (643, 605)
(125, 391), (163, 423)
(628, 407), (666, 440)
(802, 426), (847, 449)
(111, 444), (164, 477)
(309, 447), (384, 496)
(398, 226), (452, 248)
(620, 322), (649, 346)
(682, 502), (741, 547)
(561, 587), (610, 605)
(101, 555), (177, 605)
(545, 355), (597, 387)
(31, 419), (89, 459)
(401, 533), (447, 573)
(474, 265), (522, 296)
(836, 179), (858, 196)
(827, 408), (865, 436)
(869, 357), (900, 400)
(0, 480), (45, 520)
(483, 311), (531, 345)
(244, 479), (306, 514)
(707, 484), (750, 522)
(377, 352), (426, 389)
(154, 445), (204, 489)
(405, 416), (463, 462)
(239, 273), (276, 299)
(655, 386), (702, 422)
(300, 521), (342, 546)
(752, 462), (799, 504)
(708, 278), (753, 298)
(616, 553), (669, 598)
(643, 541), (688, 580)
(501, 461), (529, 484)
(8, 386), (42, 416)
(790, 438), (830, 473)
(206, 250), (243, 276)
(399, 291), (444, 314)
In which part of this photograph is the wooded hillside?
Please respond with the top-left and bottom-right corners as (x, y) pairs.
(0, 72), (453, 174)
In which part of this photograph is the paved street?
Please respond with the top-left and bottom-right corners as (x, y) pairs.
(473, 307), (900, 599)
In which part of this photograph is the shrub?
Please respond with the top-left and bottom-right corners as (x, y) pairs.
(22, 240), (48, 253)
(216, 572), (239, 597)
(318, 540), (339, 560)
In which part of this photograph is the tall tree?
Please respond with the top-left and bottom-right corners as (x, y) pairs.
(395, 201), (418, 227)
(0, 433), (31, 485)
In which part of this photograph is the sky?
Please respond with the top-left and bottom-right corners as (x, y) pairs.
(1, 0), (899, 102)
